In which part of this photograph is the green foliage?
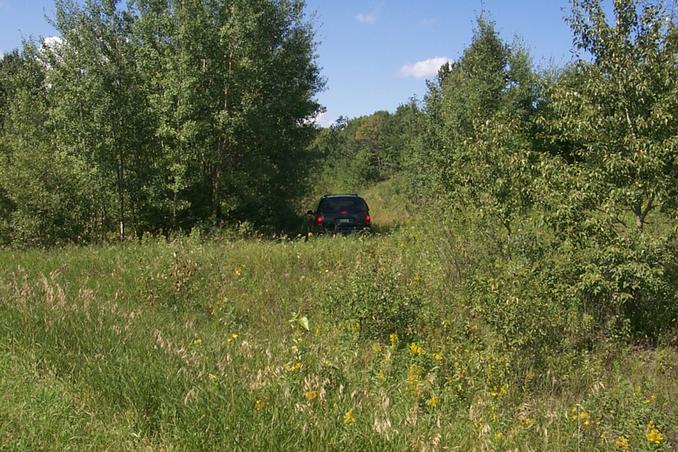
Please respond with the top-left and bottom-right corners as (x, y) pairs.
(527, 0), (678, 338)
(0, 48), (97, 246)
(309, 102), (422, 196)
(0, 0), (323, 245)
(547, 0), (678, 231)
(326, 250), (422, 342)
(1, 226), (676, 449)
(407, 16), (540, 237)
(403, 4), (678, 343)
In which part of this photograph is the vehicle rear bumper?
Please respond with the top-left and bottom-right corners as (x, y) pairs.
(316, 225), (371, 234)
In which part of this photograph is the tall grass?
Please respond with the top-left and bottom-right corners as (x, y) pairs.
(1, 213), (676, 450)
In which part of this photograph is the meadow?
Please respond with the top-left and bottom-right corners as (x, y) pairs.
(1, 193), (676, 450)
(2, 0), (678, 448)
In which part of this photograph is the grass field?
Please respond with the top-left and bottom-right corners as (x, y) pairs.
(1, 206), (676, 450)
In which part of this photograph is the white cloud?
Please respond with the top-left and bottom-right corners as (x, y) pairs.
(399, 57), (452, 79)
(355, 13), (377, 24)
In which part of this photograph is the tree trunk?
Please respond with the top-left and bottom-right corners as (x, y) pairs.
(634, 196), (654, 233)
(117, 150), (125, 241)
(212, 165), (222, 224)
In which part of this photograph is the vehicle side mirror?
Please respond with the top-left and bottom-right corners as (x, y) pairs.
(306, 210), (314, 216)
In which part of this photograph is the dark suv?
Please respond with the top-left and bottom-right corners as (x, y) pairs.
(308, 194), (372, 234)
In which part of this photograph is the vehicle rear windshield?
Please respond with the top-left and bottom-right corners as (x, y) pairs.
(319, 197), (368, 213)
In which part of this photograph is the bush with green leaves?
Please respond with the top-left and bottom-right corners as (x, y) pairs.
(325, 251), (422, 342)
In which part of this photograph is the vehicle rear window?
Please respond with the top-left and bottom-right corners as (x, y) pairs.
(319, 197), (367, 213)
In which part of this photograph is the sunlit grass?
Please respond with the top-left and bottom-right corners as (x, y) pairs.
(0, 222), (676, 449)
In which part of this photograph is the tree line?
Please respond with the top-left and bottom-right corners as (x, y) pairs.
(308, 0), (678, 338)
(311, 0), (677, 247)
(0, 0), (323, 245)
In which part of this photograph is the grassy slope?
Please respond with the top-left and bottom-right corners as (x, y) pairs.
(1, 181), (676, 450)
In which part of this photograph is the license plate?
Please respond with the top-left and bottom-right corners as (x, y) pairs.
(337, 218), (352, 224)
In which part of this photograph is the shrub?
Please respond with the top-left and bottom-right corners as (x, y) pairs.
(535, 231), (678, 341)
(325, 252), (422, 342)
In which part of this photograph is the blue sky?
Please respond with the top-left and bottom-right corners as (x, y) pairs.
(304, 0), (579, 125)
(1, 0), (581, 126)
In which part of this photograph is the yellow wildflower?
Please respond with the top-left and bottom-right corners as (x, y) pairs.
(255, 398), (267, 411)
(376, 371), (385, 381)
(433, 352), (444, 362)
(579, 411), (590, 427)
(521, 417), (535, 428)
(426, 396), (438, 408)
(343, 408), (355, 426)
(234, 267), (242, 276)
(406, 364), (423, 389)
(646, 422), (664, 445)
(490, 384), (508, 399)
(227, 332), (239, 344)
(614, 435), (630, 451)
(372, 342), (382, 353)
(409, 342), (424, 356)
(495, 431), (503, 441)
(644, 394), (656, 404)
(570, 406), (590, 427)
(389, 333), (398, 348)
(304, 390), (318, 401)
(285, 361), (302, 372)
(191, 337), (202, 346)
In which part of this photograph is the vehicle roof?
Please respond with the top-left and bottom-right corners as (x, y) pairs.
(321, 194), (361, 198)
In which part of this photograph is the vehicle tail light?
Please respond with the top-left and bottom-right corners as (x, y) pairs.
(364, 214), (371, 224)
(315, 215), (324, 225)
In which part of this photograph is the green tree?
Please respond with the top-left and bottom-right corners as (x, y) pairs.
(309, 105), (419, 195)
(531, 0), (678, 337)
(47, 0), (157, 240)
(548, 0), (678, 232)
(412, 17), (540, 243)
(133, 0), (323, 230)
(0, 45), (95, 246)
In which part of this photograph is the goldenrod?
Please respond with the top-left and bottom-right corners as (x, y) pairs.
(408, 342), (424, 356)
(285, 362), (302, 372)
(646, 421), (664, 445)
(614, 435), (630, 450)
(579, 411), (590, 427)
(343, 408), (355, 426)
